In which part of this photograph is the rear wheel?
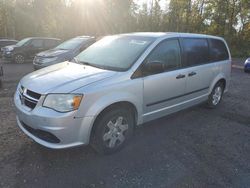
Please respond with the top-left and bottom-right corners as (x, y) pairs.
(91, 108), (134, 154)
(14, 54), (25, 64)
(207, 82), (224, 108)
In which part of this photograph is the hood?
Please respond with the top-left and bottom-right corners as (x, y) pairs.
(1, 45), (17, 50)
(20, 62), (118, 94)
(37, 49), (70, 58)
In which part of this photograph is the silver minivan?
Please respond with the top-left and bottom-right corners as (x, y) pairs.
(14, 33), (231, 154)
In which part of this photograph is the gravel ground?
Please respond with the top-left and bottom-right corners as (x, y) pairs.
(0, 60), (249, 188)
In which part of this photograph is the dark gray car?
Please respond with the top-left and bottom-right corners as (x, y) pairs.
(2, 37), (60, 63)
(33, 36), (96, 70)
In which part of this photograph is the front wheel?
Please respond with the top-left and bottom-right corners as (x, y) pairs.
(14, 54), (25, 64)
(207, 82), (224, 108)
(91, 108), (134, 154)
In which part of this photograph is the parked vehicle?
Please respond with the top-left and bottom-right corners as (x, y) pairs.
(2, 37), (60, 63)
(244, 58), (250, 72)
(33, 36), (95, 70)
(0, 39), (18, 57)
(14, 33), (231, 154)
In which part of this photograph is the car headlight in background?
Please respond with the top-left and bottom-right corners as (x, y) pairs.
(6, 46), (14, 51)
(43, 94), (83, 112)
(244, 59), (250, 65)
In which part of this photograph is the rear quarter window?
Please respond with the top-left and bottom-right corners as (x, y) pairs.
(182, 38), (209, 67)
(209, 39), (229, 62)
(44, 39), (60, 48)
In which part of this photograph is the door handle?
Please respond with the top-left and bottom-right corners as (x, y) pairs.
(188, 72), (197, 77)
(176, 74), (186, 79)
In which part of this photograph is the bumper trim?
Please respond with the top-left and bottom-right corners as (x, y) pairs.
(16, 116), (84, 149)
(21, 121), (60, 143)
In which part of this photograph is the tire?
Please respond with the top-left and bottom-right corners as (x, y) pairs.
(91, 108), (134, 155)
(14, 54), (25, 64)
(207, 82), (224, 108)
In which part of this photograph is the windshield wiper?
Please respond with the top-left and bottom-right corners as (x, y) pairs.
(78, 61), (105, 69)
(78, 61), (125, 72)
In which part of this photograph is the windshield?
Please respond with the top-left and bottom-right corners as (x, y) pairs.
(76, 35), (155, 71)
(16, 38), (31, 46)
(55, 38), (87, 50)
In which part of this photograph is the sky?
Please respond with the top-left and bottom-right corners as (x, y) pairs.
(135, 0), (170, 10)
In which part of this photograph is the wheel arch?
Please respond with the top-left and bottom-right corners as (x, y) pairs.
(90, 101), (138, 141)
(209, 74), (227, 94)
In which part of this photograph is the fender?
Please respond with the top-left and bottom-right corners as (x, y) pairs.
(77, 92), (143, 144)
(209, 72), (227, 94)
(82, 91), (143, 125)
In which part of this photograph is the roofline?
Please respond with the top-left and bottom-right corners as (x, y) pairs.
(113, 32), (225, 41)
(22, 37), (61, 40)
(76, 36), (95, 39)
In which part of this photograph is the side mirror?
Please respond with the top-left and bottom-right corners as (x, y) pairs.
(144, 61), (165, 74)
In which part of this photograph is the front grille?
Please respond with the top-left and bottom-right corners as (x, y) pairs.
(19, 86), (41, 110)
(21, 122), (60, 143)
(26, 89), (41, 100)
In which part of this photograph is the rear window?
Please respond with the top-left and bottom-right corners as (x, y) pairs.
(209, 39), (229, 62)
(182, 38), (209, 67)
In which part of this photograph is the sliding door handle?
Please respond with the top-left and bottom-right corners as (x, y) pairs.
(188, 71), (197, 77)
(176, 74), (186, 79)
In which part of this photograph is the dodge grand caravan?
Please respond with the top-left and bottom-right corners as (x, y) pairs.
(14, 33), (231, 154)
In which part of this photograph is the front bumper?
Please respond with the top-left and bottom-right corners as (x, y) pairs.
(2, 51), (14, 61)
(14, 91), (95, 149)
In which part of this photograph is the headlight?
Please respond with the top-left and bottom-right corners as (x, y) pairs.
(43, 94), (83, 112)
(6, 47), (14, 51)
